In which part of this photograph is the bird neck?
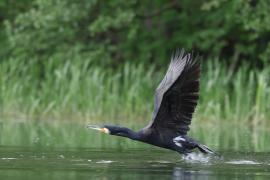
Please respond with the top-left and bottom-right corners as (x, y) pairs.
(113, 127), (140, 140)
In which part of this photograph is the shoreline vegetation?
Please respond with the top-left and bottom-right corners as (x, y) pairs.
(1, 0), (270, 159)
(1, 59), (270, 151)
(1, 60), (269, 125)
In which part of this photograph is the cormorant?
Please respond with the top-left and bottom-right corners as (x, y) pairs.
(87, 49), (216, 155)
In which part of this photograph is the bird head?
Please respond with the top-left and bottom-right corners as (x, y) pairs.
(87, 124), (134, 138)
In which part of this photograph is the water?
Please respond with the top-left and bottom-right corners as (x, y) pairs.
(0, 147), (270, 180)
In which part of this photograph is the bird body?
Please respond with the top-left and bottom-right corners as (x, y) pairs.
(88, 49), (217, 155)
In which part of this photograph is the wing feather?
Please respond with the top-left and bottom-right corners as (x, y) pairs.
(144, 49), (201, 135)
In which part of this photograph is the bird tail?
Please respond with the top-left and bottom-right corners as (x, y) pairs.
(197, 144), (219, 156)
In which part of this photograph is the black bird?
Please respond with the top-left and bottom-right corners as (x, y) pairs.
(87, 49), (216, 155)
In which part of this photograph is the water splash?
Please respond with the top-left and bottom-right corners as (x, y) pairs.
(182, 152), (212, 163)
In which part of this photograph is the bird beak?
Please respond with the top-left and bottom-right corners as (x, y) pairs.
(87, 125), (110, 134)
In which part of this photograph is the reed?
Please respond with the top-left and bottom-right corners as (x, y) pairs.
(1, 58), (270, 150)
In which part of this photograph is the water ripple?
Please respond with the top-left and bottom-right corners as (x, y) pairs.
(225, 160), (261, 165)
(1, 158), (17, 160)
(96, 160), (115, 164)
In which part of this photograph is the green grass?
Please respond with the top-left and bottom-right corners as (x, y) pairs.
(1, 59), (157, 124)
(1, 58), (270, 151)
(197, 61), (270, 127)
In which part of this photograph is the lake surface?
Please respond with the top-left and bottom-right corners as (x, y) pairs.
(0, 147), (270, 180)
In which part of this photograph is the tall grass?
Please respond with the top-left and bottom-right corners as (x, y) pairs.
(1, 57), (270, 150)
(196, 60), (270, 128)
(1, 58), (157, 125)
(1, 58), (269, 125)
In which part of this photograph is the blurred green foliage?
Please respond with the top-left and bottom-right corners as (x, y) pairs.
(1, 0), (270, 124)
(1, 0), (270, 67)
(1, 0), (270, 149)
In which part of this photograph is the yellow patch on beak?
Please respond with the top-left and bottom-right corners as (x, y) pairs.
(87, 125), (110, 134)
(100, 128), (109, 134)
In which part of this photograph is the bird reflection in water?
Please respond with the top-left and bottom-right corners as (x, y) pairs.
(173, 167), (212, 180)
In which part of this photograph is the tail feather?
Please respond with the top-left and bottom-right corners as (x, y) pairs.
(197, 144), (218, 156)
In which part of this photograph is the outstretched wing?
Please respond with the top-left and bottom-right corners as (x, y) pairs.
(145, 49), (200, 135)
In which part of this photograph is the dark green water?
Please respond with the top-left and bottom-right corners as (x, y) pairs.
(0, 147), (269, 180)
